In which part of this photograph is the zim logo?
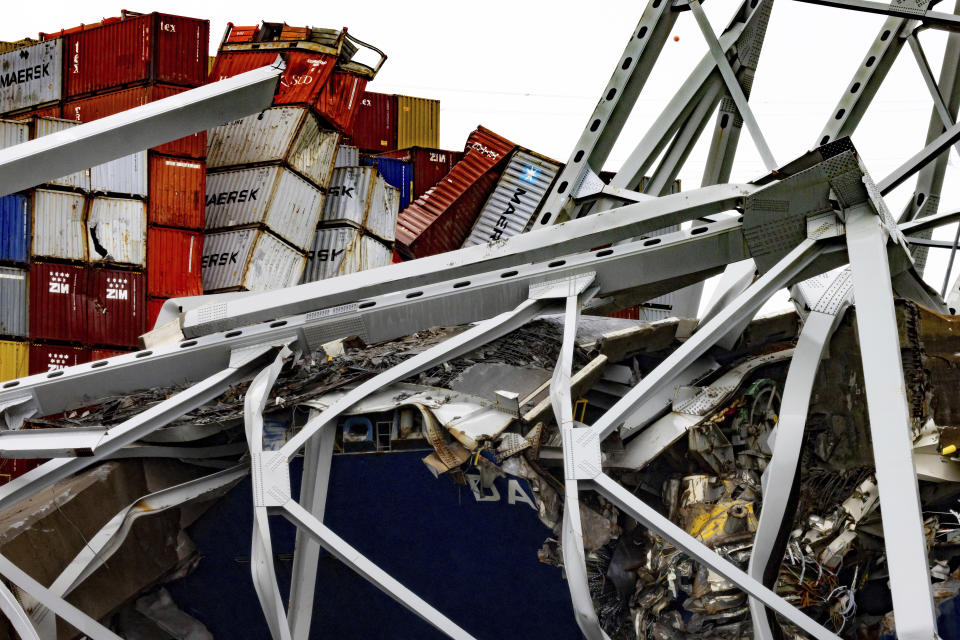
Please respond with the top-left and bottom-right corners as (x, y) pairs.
(106, 276), (129, 300)
(429, 152), (447, 163)
(46, 352), (70, 372)
(48, 271), (71, 294)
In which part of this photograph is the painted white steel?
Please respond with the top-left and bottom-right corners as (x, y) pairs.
(206, 107), (339, 189)
(205, 166), (325, 251)
(86, 197), (147, 267)
(302, 226), (392, 282)
(32, 118), (90, 190)
(202, 228), (305, 292)
(89, 151), (148, 197)
(462, 150), (561, 247)
(334, 145), (359, 168)
(32, 189), (86, 261)
(0, 120), (28, 151)
(0, 40), (62, 114)
(319, 166), (399, 243)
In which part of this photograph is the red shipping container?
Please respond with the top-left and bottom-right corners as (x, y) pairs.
(149, 154), (206, 228)
(210, 50), (336, 108)
(315, 70), (368, 135)
(29, 263), (87, 343)
(379, 147), (464, 202)
(87, 268), (146, 348)
(92, 347), (135, 360)
(63, 84), (206, 158)
(225, 25), (259, 43)
(64, 12), (209, 98)
(147, 227), (203, 298)
(28, 343), (91, 374)
(7, 103), (62, 120)
(147, 297), (167, 330)
(0, 459), (43, 486)
(395, 127), (515, 258)
(350, 91), (396, 152)
(608, 306), (640, 320)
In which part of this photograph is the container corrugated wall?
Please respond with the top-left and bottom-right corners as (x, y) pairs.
(87, 267), (145, 348)
(320, 166), (398, 243)
(210, 50), (336, 107)
(29, 262), (86, 342)
(86, 197), (147, 266)
(0, 266), (27, 337)
(350, 91), (395, 152)
(397, 95), (439, 150)
(148, 154), (205, 228)
(28, 343), (90, 374)
(202, 228), (305, 292)
(32, 189), (86, 261)
(0, 40), (62, 114)
(0, 119), (28, 149)
(147, 226), (202, 297)
(378, 147), (462, 201)
(90, 151), (148, 196)
(303, 226), (392, 282)
(0, 194), (29, 263)
(315, 70), (367, 134)
(360, 156), (412, 210)
(0, 340), (28, 381)
(462, 150), (562, 247)
(334, 145), (359, 168)
(205, 166), (325, 250)
(33, 117), (90, 189)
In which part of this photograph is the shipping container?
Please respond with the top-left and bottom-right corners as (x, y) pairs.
(90, 151), (148, 197)
(91, 347), (134, 360)
(32, 189), (86, 262)
(8, 103), (61, 120)
(397, 95), (439, 150)
(0, 39), (40, 54)
(28, 342), (90, 374)
(64, 12), (208, 98)
(0, 266), (27, 337)
(319, 167), (399, 243)
(303, 226), (391, 282)
(205, 166), (325, 251)
(315, 70), (367, 134)
(395, 127), (515, 258)
(210, 50), (336, 107)
(86, 197), (147, 266)
(147, 226), (202, 297)
(0, 339), (28, 382)
(147, 297), (166, 330)
(29, 262), (86, 342)
(350, 91), (395, 152)
(0, 40), (62, 115)
(32, 117), (90, 190)
(360, 156), (412, 210)
(148, 154), (205, 228)
(378, 147), (462, 201)
(0, 119), (28, 150)
(462, 149), (562, 247)
(0, 194), (29, 263)
(0, 459), (43, 486)
(63, 84), (205, 157)
(206, 107), (338, 189)
(334, 145), (359, 168)
(202, 228), (305, 293)
(87, 267), (146, 348)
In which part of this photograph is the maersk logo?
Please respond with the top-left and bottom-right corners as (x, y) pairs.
(488, 187), (527, 242)
(202, 251), (239, 267)
(325, 185), (354, 198)
(0, 63), (51, 89)
(307, 248), (344, 262)
(46, 352), (70, 371)
(105, 276), (129, 300)
(48, 271), (71, 294)
(206, 188), (259, 206)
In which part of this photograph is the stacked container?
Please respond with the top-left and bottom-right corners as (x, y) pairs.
(375, 147), (462, 203)
(0, 120), (31, 381)
(348, 92), (440, 153)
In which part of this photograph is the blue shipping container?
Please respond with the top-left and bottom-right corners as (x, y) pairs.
(361, 156), (413, 210)
(0, 194), (29, 264)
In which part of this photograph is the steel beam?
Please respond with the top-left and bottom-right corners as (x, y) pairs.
(794, 0), (960, 32)
(0, 579), (39, 640)
(877, 115), (960, 194)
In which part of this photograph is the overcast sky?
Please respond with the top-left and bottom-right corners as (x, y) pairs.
(5, 2), (960, 309)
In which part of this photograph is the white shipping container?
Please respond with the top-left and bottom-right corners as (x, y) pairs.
(0, 266), (28, 338)
(90, 151), (148, 197)
(334, 145), (359, 168)
(206, 107), (339, 189)
(462, 150), (562, 247)
(205, 166), (324, 251)
(0, 119), (28, 150)
(0, 40), (62, 114)
(319, 166), (399, 243)
(32, 189), (86, 261)
(302, 226), (392, 283)
(86, 197), (147, 266)
(202, 228), (305, 293)
(33, 117), (90, 190)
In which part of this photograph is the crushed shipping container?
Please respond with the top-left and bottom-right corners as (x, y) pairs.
(202, 228), (305, 292)
(359, 156), (412, 210)
(28, 342), (90, 374)
(86, 267), (145, 348)
(0, 266), (27, 338)
(210, 50), (336, 107)
(31, 189), (86, 262)
(397, 95), (439, 150)
(303, 225), (391, 282)
(148, 154), (205, 228)
(29, 262), (86, 342)
(0, 40), (62, 115)
(377, 146), (461, 201)
(0, 340), (28, 382)
(0, 194), (29, 264)
(315, 69), (368, 134)
(350, 91), (395, 152)
(147, 226), (202, 298)
(319, 166), (399, 243)
(86, 197), (147, 266)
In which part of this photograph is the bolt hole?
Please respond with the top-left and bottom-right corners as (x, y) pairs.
(91, 360), (108, 368)
(453, 281), (470, 288)
(406, 291), (423, 299)
(48, 370), (64, 378)
(866, 56), (876, 67)
(270, 320), (287, 328)
(180, 340), (197, 348)
(720, 113), (729, 129)
(2, 381), (18, 388)
(500, 270), (518, 278)
(606, 88), (617, 101)
(549, 260), (566, 268)
(135, 351), (153, 358)
(621, 57), (632, 70)
(637, 26), (648, 39)
(225, 330), (242, 338)
(596, 249), (614, 258)
(820, 136), (830, 145)
(917, 193), (926, 207)
(359, 301), (376, 309)
(643, 238), (661, 247)
(835, 109), (845, 120)
(574, 151), (584, 162)
(540, 212), (552, 225)
(738, 216), (744, 223)
(691, 226), (708, 235)
(590, 119), (601, 132)
(850, 82), (861, 93)
(881, 30), (890, 41)
(558, 181), (568, 194)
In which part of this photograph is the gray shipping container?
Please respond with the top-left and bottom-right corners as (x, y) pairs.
(90, 151), (148, 197)
(302, 226), (392, 283)
(0, 119), (28, 150)
(462, 149), (562, 247)
(87, 196), (147, 266)
(202, 228), (306, 293)
(32, 189), (86, 261)
(0, 266), (27, 338)
(334, 145), (359, 168)
(0, 40), (62, 115)
(33, 117), (90, 190)
(319, 166), (399, 243)
(205, 165), (325, 251)
(206, 107), (339, 190)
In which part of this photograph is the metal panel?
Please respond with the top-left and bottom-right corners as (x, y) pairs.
(397, 95), (439, 150)
(303, 226), (392, 282)
(86, 267), (146, 348)
(462, 149), (562, 247)
(147, 226), (203, 297)
(32, 189), (86, 262)
(202, 228), (305, 292)
(28, 262), (86, 343)
(378, 147), (463, 203)
(360, 156), (412, 210)
(90, 151), (148, 197)
(27, 343), (90, 374)
(0, 40), (61, 115)
(32, 118), (90, 190)
(0, 340), (27, 382)
(210, 50), (336, 107)
(350, 91), (396, 152)
(0, 194), (29, 263)
(0, 120), (28, 150)
(315, 70), (367, 134)
(86, 197), (147, 267)
(205, 166), (325, 251)
(334, 145), (359, 168)
(148, 154), (205, 229)
(320, 166), (399, 242)
(0, 266), (27, 338)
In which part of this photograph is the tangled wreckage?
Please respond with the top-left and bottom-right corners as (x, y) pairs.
(8, 0), (960, 639)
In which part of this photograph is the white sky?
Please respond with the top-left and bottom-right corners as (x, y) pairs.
(5, 2), (960, 312)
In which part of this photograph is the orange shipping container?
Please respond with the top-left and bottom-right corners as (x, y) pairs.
(147, 297), (166, 330)
(148, 154), (206, 229)
(315, 70), (367, 135)
(147, 227), (203, 298)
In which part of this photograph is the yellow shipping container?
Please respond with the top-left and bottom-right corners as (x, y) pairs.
(0, 340), (28, 382)
(0, 38), (39, 54)
(397, 95), (439, 150)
